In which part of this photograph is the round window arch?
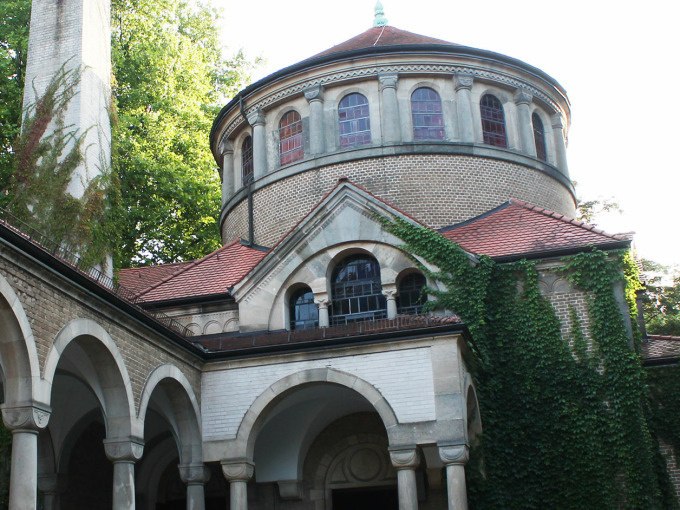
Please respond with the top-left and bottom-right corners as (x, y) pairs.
(397, 272), (427, 315)
(331, 255), (386, 325)
(279, 110), (304, 165)
(338, 93), (371, 148)
(532, 112), (547, 162)
(411, 87), (444, 141)
(289, 286), (318, 330)
(480, 94), (507, 148)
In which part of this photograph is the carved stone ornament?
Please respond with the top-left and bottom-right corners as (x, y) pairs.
(551, 113), (564, 129)
(304, 85), (324, 102)
(381, 288), (398, 300)
(221, 460), (255, 481)
(314, 296), (330, 309)
(103, 437), (145, 462)
(379, 73), (399, 91)
(178, 463), (211, 485)
(218, 138), (234, 155)
(438, 444), (469, 466)
(454, 73), (474, 91)
(514, 88), (533, 105)
(388, 446), (420, 470)
(246, 109), (266, 127)
(1, 403), (51, 431)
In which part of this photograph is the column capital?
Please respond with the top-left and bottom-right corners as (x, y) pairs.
(179, 463), (211, 485)
(1, 402), (51, 431)
(514, 88), (533, 106)
(551, 113), (564, 130)
(438, 443), (469, 466)
(221, 460), (255, 481)
(389, 446), (420, 470)
(382, 288), (398, 300)
(304, 84), (324, 102)
(103, 437), (144, 462)
(379, 72), (399, 91)
(454, 73), (474, 91)
(247, 109), (266, 127)
(314, 294), (330, 309)
(219, 138), (234, 156)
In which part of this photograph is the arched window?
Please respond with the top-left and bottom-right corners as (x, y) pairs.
(331, 255), (386, 325)
(411, 87), (444, 141)
(279, 110), (303, 165)
(480, 94), (507, 148)
(532, 112), (547, 162)
(289, 287), (318, 330)
(241, 135), (254, 185)
(338, 93), (371, 148)
(397, 273), (427, 315)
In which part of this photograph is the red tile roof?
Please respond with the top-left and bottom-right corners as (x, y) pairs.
(441, 199), (629, 259)
(642, 335), (680, 362)
(122, 240), (268, 303)
(312, 26), (457, 58)
(119, 261), (192, 297)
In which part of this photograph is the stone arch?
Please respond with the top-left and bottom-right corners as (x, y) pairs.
(463, 376), (482, 443)
(43, 318), (137, 438)
(235, 368), (399, 461)
(137, 364), (202, 465)
(0, 274), (41, 406)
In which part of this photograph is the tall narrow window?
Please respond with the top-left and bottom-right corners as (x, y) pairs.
(241, 135), (254, 185)
(411, 87), (444, 141)
(397, 273), (427, 315)
(331, 255), (386, 325)
(289, 287), (318, 330)
(480, 94), (507, 148)
(532, 112), (547, 162)
(338, 93), (371, 148)
(279, 110), (303, 165)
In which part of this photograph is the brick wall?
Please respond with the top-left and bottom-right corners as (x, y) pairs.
(222, 154), (576, 247)
(660, 440), (680, 499)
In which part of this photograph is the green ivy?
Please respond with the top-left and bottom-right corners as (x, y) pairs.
(380, 216), (675, 509)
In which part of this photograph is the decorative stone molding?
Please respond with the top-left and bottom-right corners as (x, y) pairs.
(551, 113), (564, 130)
(381, 288), (398, 300)
(103, 437), (145, 462)
(178, 464), (211, 485)
(454, 73), (474, 91)
(514, 88), (533, 105)
(277, 480), (304, 500)
(1, 403), (51, 431)
(221, 460), (255, 481)
(246, 109), (266, 127)
(304, 84), (324, 102)
(438, 443), (469, 466)
(314, 296), (330, 309)
(219, 138), (234, 155)
(389, 446), (420, 470)
(379, 72), (399, 91)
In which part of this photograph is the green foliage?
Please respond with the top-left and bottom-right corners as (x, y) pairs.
(640, 260), (680, 336)
(381, 216), (674, 509)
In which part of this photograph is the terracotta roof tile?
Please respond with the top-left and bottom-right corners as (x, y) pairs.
(118, 261), (191, 297)
(642, 335), (680, 361)
(440, 199), (629, 259)
(129, 240), (267, 303)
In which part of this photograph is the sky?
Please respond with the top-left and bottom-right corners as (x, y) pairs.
(208, 0), (679, 267)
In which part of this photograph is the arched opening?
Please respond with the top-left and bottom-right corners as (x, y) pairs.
(279, 110), (304, 165)
(480, 94), (507, 148)
(411, 87), (444, 141)
(241, 135), (254, 185)
(532, 112), (547, 162)
(330, 255), (386, 326)
(289, 286), (318, 330)
(338, 93), (371, 148)
(397, 272), (427, 315)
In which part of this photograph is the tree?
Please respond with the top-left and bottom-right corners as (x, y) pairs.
(641, 259), (680, 336)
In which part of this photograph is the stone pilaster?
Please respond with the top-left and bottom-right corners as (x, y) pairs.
(247, 110), (267, 179)
(104, 437), (144, 510)
(439, 444), (469, 510)
(514, 89), (536, 157)
(551, 113), (570, 178)
(179, 464), (211, 510)
(222, 460), (255, 510)
(389, 447), (420, 510)
(379, 73), (401, 143)
(219, 139), (234, 204)
(304, 85), (325, 155)
(454, 74), (475, 143)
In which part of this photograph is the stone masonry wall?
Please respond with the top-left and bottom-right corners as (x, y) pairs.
(222, 154), (576, 247)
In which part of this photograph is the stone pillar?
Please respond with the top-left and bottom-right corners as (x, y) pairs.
(104, 437), (144, 510)
(514, 89), (535, 157)
(379, 73), (401, 143)
(439, 444), (469, 510)
(38, 474), (67, 510)
(304, 85), (325, 155)
(179, 464), (211, 510)
(219, 139), (234, 204)
(454, 74), (475, 143)
(382, 287), (398, 319)
(315, 296), (330, 328)
(389, 447), (420, 510)
(1, 403), (51, 510)
(222, 460), (254, 510)
(247, 110), (267, 180)
(551, 113), (570, 178)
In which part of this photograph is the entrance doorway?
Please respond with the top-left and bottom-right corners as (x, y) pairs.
(332, 486), (398, 510)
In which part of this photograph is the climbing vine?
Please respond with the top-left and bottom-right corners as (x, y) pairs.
(381, 216), (676, 509)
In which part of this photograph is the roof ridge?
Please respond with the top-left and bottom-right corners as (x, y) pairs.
(120, 259), (191, 274)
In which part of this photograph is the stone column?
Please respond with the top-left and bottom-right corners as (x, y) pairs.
(382, 287), (398, 319)
(439, 444), (469, 510)
(304, 85), (325, 155)
(104, 437), (144, 510)
(551, 113), (570, 178)
(247, 110), (267, 179)
(454, 74), (475, 143)
(38, 474), (67, 510)
(314, 295), (330, 328)
(222, 460), (254, 510)
(514, 89), (535, 157)
(179, 464), (211, 510)
(1, 403), (51, 510)
(379, 73), (401, 143)
(389, 447), (420, 510)
(219, 139), (234, 204)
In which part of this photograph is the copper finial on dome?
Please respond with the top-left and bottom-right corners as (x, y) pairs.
(373, 1), (388, 27)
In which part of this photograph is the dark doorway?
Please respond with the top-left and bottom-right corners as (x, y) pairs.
(332, 486), (398, 510)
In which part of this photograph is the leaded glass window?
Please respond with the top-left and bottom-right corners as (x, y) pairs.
(279, 110), (303, 165)
(338, 93), (371, 148)
(532, 112), (547, 162)
(241, 135), (254, 185)
(397, 273), (426, 315)
(480, 94), (507, 148)
(289, 287), (318, 330)
(411, 87), (444, 141)
(331, 255), (386, 325)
